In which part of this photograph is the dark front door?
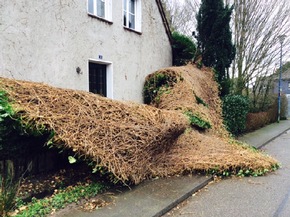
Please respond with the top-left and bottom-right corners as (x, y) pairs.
(89, 62), (107, 97)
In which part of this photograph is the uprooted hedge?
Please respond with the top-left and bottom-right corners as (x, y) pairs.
(0, 64), (279, 184)
(0, 91), (52, 163)
(0, 78), (189, 184)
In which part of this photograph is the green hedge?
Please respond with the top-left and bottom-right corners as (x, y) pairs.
(222, 95), (249, 136)
(172, 32), (196, 66)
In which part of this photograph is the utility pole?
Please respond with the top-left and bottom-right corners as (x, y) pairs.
(277, 34), (286, 123)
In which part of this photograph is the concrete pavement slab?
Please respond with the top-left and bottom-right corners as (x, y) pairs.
(60, 175), (212, 217)
(238, 119), (290, 148)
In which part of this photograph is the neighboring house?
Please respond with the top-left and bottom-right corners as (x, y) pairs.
(255, 68), (290, 117)
(255, 69), (290, 95)
(271, 69), (290, 117)
(0, 0), (172, 103)
(271, 69), (290, 95)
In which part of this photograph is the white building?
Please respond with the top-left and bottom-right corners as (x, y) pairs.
(0, 0), (172, 103)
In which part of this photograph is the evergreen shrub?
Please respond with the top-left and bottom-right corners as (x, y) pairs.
(222, 95), (249, 136)
(172, 32), (196, 66)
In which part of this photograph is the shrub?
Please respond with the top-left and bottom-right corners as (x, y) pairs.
(222, 95), (249, 136)
(172, 31), (196, 66)
(248, 85), (275, 113)
(245, 94), (288, 132)
(245, 112), (271, 132)
(0, 161), (20, 217)
(261, 94), (287, 123)
(143, 73), (177, 105)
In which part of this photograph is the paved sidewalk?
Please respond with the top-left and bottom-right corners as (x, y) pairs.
(238, 119), (290, 149)
(60, 175), (212, 217)
(59, 120), (290, 217)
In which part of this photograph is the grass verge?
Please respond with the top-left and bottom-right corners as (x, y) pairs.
(11, 182), (105, 217)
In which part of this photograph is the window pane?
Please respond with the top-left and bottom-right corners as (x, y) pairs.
(123, 0), (127, 10)
(129, 14), (135, 29)
(123, 12), (127, 26)
(88, 0), (94, 14)
(129, 0), (135, 14)
(97, 0), (105, 17)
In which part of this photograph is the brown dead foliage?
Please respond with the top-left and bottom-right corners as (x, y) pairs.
(0, 78), (188, 184)
(145, 64), (277, 176)
(0, 64), (278, 184)
(152, 130), (276, 176)
(145, 64), (227, 137)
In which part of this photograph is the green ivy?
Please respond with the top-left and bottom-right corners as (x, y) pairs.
(143, 73), (177, 105)
(0, 91), (14, 121)
(0, 91), (20, 158)
(184, 111), (211, 130)
(196, 60), (203, 69)
(195, 95), (208, 107)
(206, 163), (279, 177)
(0, 90), (54, 167)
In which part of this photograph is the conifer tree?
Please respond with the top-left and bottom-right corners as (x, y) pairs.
(196, 0), (235, 96)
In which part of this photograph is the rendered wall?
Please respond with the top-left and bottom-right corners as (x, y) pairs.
(0, 0), (172, 103)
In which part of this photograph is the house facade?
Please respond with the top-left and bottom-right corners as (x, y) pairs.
(271, 69), (290, 117)
(272, 69), (290, 95)
(0, 0), (172, 103)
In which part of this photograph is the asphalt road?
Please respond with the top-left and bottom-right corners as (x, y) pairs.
(166, 130), (290, 217)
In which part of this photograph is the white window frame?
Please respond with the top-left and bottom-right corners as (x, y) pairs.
(87, 0), (112, 22)
(123, 0), (142, 32)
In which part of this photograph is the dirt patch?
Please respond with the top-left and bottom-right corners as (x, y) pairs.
(17, 163), (109, 202)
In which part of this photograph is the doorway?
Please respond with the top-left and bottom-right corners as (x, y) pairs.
(89, 62), (107, 97)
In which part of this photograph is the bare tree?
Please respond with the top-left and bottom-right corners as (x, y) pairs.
(162, 0), (290, 97)
(161, 0), (199, 36)
(232, 0), (290, 95)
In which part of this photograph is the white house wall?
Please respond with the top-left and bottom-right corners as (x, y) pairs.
(0, 0), (172, 103)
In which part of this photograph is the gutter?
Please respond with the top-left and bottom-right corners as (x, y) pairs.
(155, 0), (173, 45)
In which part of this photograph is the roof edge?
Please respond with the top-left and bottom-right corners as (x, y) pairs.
(155, 0), (173, 45)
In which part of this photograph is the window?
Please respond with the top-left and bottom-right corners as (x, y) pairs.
(123, 0), (141, 32)
(88, 0), (112, 21)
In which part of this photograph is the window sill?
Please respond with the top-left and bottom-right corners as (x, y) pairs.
(123, 26), (142, 35)
(88, 14), (113, 25)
